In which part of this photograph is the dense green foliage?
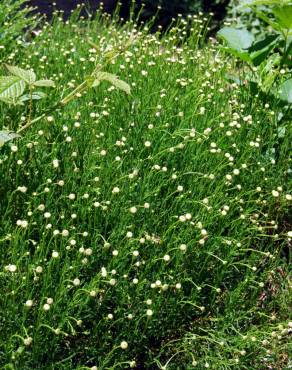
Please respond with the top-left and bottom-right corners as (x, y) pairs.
(226, 0), (268, 35)
(0, 0), (38, 60)
(0, 6), (291, 370)
(218, 0), (292, 107)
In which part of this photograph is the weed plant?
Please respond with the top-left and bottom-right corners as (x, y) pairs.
(0, 6), (291, 370)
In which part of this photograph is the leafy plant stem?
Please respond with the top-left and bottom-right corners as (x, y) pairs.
(17, 102), (60, 134)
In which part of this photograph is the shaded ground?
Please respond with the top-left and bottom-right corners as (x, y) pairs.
(28, 0), (230, 32)
(29, 0), (117, 19)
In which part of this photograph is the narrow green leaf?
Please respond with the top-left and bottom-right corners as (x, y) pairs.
(18, 91), (47, 102)
(0, 131), (21, 147)
(34, 79), (55, 87)
(87, 39), (99, 51)
(0, 76), (26, 99)
(5, 64), (36, 84)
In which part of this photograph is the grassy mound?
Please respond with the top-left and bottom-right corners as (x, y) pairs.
(0, 9), (291, 370)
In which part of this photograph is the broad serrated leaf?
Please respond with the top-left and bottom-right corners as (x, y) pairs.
(217, 27), (255, 51)
(34, 79), (55, 87)
(278, 78), (292, 103)
(0, 76), (26, 99)
(0, 131), (20, 147)
(0, 96), (24, 106)
(93, 72), (131, 94)
(18, 91), (47, 102)
(5, 64), (36, 84)
(0, 96), (15, 104)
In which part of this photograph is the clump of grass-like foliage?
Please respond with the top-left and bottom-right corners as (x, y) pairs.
(0, 5), (291, 370)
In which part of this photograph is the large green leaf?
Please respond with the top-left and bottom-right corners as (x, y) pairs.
(0, 131), (20, 147)
(217, 27), (255, 51)
(218, 45), (252, 62)
(0, 96), (23, 105)
(92, 72), (131, 95)
(249, 34), (280, 66)
(278, 78), (292, 103)
(0, 76), (26, 99)
(5, 64), (36, 85)
(273, 5), (292, 29)
(0, 96), (14, 104)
